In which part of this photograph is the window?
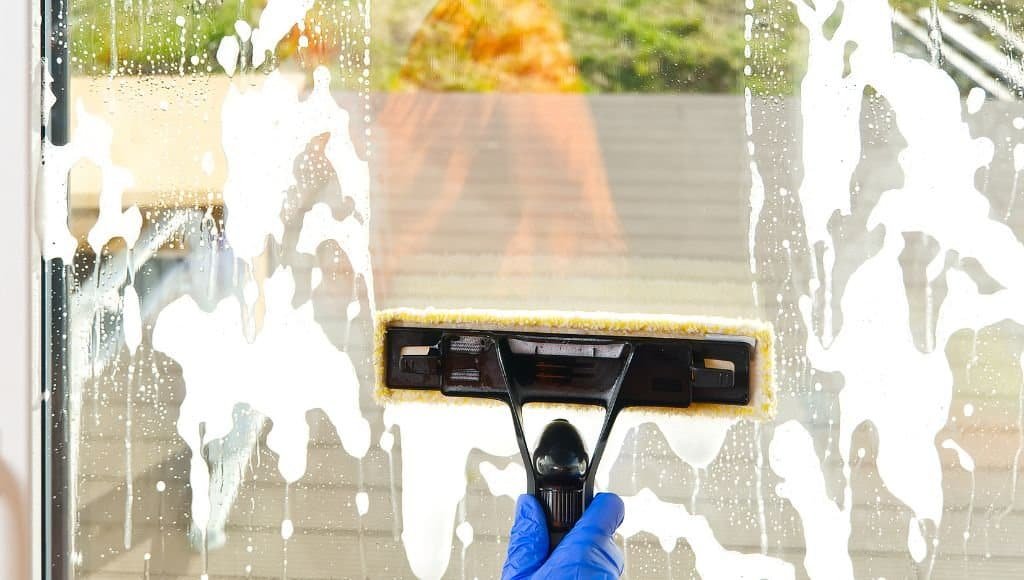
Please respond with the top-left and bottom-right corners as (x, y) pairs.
(40, 0), (1024, 578)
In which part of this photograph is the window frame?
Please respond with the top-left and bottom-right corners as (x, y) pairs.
(0, 0), (37, 579)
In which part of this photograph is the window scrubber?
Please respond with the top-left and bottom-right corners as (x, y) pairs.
(374, 307), (775, 546)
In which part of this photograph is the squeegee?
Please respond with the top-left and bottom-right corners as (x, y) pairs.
(375, 308), (775, 546)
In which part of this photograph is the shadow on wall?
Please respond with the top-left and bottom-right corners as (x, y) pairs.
(0, 458), (30, 580)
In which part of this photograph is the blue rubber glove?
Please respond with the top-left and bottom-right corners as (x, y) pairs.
(502, 492), (625, 579)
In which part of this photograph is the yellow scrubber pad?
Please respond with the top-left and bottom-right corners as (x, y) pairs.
(374, 307), (776, 421)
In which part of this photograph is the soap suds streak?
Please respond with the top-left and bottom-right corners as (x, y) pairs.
(40, 97), (144, 564)
(356, 491), (369, 516)
(216, 36), (240, 77)
(250, 0), (315, 68)
(122, 285), (142, 551)
(39, 102), (140, 262)
(769, 421), (853, 579)
(383, 402), (518, 579)
(619, 488), (794, 579)
(153, 269), (370, 537)
(941, 438), (976, 553)
(151, 2), (375, 551)
(479, 461), (525, 499)
(220, 66), (369, 268)
(379, 429), (401, 540)
(386, 398), (741, 578)
(456, 520), (474, 580)
(783, 0), (1024, 573)
(1001, 350), (1024, 519)
(297, 201), (375, 313)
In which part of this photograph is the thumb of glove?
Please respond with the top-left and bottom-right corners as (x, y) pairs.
(538, 493), (625, 578)
(501, 495), (550, 580)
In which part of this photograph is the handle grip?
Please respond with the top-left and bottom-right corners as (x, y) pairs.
(537, 486), (585, 551)
(532, 419), (589, 550)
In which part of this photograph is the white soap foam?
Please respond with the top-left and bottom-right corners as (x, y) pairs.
(220, 68), (368, 270)
(35, 62), (76, 260)
(281, 518), (294, 540)
(596, 413), (735, 490)
(379, 430), (394, 452)
(39, 102), (140, 261)
(966, 87), (986, 114)
(746, 82), (765, 283)
(383, 402), (517, 579)
(388, 399), (737, 578)
(941, 439), (975, 472)
(37, 143), (78, 263)
(242, 278), (259, 306)
(235, 20), (253, 42)
(768, 421), (853, 579)
(455, 521), (474, 547)
(799, 234), (952, 526)
(619, 488), (795, 579)
(907, 517), (927, 562)
(250, 0), (316, 68)
(122, 285), (142, 356)
(296, 202), (374, 311)
(201, 151), (215, 175)
(355, 491), (369, 516)
(478, 461), (525, 499)
(153, 268), (370, 533)
(380, 427), (401, 541)
(944, 436), (979, 550)
(216, 35), (240, 77)
(784, 0), (1024, 571)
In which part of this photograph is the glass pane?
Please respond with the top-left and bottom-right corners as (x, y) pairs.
(41, 0), (1024, 578)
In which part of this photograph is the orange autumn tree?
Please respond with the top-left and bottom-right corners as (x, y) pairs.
(374, 0), (624, 293)
(395, 0), (583, 92)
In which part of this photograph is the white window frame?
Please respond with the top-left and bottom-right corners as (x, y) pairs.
(0, 0), (38, 578)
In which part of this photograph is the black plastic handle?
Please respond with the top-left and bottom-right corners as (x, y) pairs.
(533, 419), (589, 550)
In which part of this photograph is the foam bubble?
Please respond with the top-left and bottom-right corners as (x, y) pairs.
(281, 518), (294, 540)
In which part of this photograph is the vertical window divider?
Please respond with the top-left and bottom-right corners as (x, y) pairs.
(41, 0), (71, 578)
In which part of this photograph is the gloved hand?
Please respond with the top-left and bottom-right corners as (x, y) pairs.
(502, 492), (625, 579)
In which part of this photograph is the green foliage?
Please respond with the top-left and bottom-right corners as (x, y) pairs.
(70, 0), (248, 75)
(548, 0), (748, 93)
